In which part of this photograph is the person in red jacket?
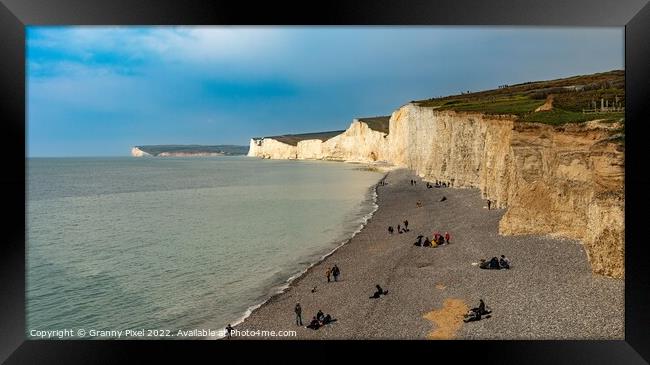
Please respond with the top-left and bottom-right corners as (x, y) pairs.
(444, 232), (451, 244)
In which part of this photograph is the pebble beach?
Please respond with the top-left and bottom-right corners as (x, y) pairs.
(234, 168), (624, 340)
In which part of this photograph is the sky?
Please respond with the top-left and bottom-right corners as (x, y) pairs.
(27, 26), (624, 157)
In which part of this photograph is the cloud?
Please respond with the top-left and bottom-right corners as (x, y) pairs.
(26, 26), (624, 156)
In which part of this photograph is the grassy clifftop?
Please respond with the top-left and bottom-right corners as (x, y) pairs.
(414, 70), (624, 125)
(256, 130), (346, 146)
(357, 116), (391, 134)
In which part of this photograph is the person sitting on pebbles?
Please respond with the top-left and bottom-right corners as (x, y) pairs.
(499, 255), (511, 269)
(464, 299), (492, 322)
(307, 316), (321, 329)
(369, 284), (389, 299)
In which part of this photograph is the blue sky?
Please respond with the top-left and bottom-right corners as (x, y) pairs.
(27, 26), (623, 157)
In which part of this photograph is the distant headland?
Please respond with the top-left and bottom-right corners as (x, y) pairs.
(131, 145), (249, 157)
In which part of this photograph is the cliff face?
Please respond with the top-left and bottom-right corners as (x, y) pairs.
(388, 105), (624, 278)
(249, 138), (298, 159)
(131, 147), (151, 157)
(248, 104), (624, 278)
(249, 119), (389, 162)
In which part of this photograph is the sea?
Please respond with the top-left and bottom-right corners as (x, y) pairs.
(26, 156), (383, 339)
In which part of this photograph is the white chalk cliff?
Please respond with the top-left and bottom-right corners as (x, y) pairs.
(131, 147), (151, 157)
(248, 104), (625, 278)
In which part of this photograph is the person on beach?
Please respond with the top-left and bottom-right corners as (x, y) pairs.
(499, 255), (511, 269)
(326, 268), (332, 282)
(478, 258), (501, 270)
(439, 196), (447, 202)
(464, 299), (492, 322)
(307, 316), (321, 330)
(388, 226), (394, 234)
(370, 284), (388, 298)
(487, 200), (491, 210)
(416, 201), (422, 208)
(463, 310), (481, 322)
(317, 310), (325, 322)
(397, 224), (401, 233)
(225, 324), (233, 339)
(414, 235), (423, 246)
(423, 237), (432, 247)
(403, 220), (409, 231)
(295, 303), (303, 326)
(444, 232), (451, 244)
(332, 265), (340, 282)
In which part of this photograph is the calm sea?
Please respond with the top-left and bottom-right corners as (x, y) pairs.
(26, 156), (382, 339)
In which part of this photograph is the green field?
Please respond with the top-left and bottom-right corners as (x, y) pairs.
(414, 70), (624, 126)
(357, 116), (391, 134)
(258, 130), (346, 146)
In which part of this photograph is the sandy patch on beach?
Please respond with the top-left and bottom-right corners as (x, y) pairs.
(423, 298), (469, 339)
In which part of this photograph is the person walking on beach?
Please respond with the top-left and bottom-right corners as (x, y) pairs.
(225, 324), (233, 339)
(326, 268), (332, 282)
(404, 220), (409, 231)
(487, 199), (491, 210)
(295, 303), (303, 326)
(445, 232), (451, 244)
(332, 265), (340, 282)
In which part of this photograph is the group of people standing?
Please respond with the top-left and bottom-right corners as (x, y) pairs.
(325, 264), (341, 282)
(410, 179), (417, 186)
(387, 220), (409, 234)
(426, 180), (449, 189)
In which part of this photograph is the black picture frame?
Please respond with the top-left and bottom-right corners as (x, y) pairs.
(2, 0), (649, 363)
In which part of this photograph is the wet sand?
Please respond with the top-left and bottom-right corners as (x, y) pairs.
(234, 169), (624, 339)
